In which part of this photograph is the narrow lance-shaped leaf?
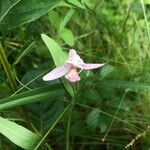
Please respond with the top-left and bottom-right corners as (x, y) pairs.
(0, 117), (41, 150)
(41, 34), (74, 97)
(0, 84), (64, 110)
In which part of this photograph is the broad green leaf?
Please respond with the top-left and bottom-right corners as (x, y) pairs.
(0, 84), (64, 110)
(59, 28), (75, 46)
(87, 109), (100, 129)
(41, 34), (74, 97)
(0, 0), (20, 22)
(100, 65), (115, 79)
(86, 109), (109, 133)
(0, 116), (40, 150)
(0, 0), (61, 30)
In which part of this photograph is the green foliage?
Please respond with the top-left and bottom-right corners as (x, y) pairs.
(0, 0), (150, 149)
(0, 0), (61, 29)
(41, 34), (74, 97)
(59, 28), (75, 46)
(98, 80), (150, 92)
(13, 41), (35, 65)
(28, 101), (64, 132)
(41, 34), (67, 66)
(0, 116), (40, 150)
(87, 109), (109, 133)
(100, 65), (115, 79)
(0, 84), (64, 110)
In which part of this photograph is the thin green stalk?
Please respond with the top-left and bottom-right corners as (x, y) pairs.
(140, 0), (150, 42)
(0, 42), (36, 131)
(34, 106), (69, 150)
(140, 0), (150, 58)
(0, 42), (17, 92)
(11, 69), (48, 96)
(30, 122), (53, 150)
(66, 96), (76, 150)
(102, 91), (127, 142)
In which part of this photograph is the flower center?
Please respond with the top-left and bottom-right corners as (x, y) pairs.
(65, 67), (80, 83)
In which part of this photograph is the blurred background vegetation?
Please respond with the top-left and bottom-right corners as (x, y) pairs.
(0, 0), (150, 149)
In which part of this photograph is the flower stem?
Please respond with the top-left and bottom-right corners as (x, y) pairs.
(0, 42), (17, 92)
(34, 106), (69, 150)
(66, 96), (76, 150)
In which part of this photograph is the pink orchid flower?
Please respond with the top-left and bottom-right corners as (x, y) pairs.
(43, 49), (104, 83)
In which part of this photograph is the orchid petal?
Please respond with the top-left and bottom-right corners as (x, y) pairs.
(78, 63), (105, 70)
(68, 49), (77, 59)
(67, 49), (84, 67)
(65, 74), (80, 83)
(43, 65), (70, 81)
(65, 68), (80, 82)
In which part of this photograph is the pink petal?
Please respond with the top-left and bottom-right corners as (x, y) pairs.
(65, 68), (80, 83)
(68, 49), (77, 59)
(78, 63), (105, 70)
(43, 65), (70, 81)
(65, 74), (80, 83)
(67, 49), (84, 67)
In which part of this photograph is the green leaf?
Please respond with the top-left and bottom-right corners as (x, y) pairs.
(13, 41), (35, 65)
(59, 28), (75, 46)
(98, 80), (150, 92)
(0, 84), (64, 110)
(59, 8), (75, 31)
(67, 0), (85, 9)
(83, 89), (101, 101)
(41, 34), (74, 97)
(41, 34), (67, 66)
(0, 0), (61, 30)
(107, 99), (130, 111)
(28, 101), (64, 132)
(87, 109), (100, 129)
(144, 0), (150, 4)
(0, 116), (40, 150)
(0, 0), (20, 22)
(83, 0), (95, 9)
(48, 10), (61, 29)
(72, 13), (91, 30)
(100, 65), (115, 79)
(86, 109), (109, 133)
(34, 105), (69, 150)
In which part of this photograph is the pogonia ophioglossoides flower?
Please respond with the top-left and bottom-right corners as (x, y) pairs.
(43, 49), (105, 83)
